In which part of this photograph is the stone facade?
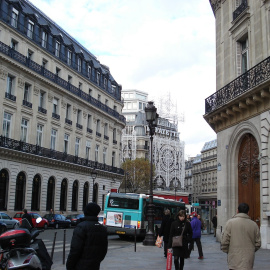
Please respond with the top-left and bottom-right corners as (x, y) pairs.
(205, 0), (270, 248)
(0, 0), (125, 217)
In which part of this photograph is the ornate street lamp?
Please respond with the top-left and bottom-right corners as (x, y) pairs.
(143, 101), (158, 246)
(91, 169), (97, 202)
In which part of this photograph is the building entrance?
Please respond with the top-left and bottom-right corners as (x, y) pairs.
(238, 133), (260, 227)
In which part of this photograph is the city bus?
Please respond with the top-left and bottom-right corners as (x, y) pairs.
(103, 192), (185, 237)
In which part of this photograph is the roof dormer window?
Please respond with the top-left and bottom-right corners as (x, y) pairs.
(11, 8), (18, 28)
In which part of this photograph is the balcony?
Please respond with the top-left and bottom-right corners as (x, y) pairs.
(104, 135), (109, 140)
(5, 92), (16, 101)
(22, 100), (32, 108)
(38, 106), (47, 114)
(96, 132), (101, 137)
(87, 128), (92, 134)
(52, 112), (60, 120)
(233, 0), (248, 21)
(76, 123), (83, 130)
(204, 55), (270, 132)
(0, 135), (124, 175)
(113, 140), (117, 144)
(65, 118), (72, 125)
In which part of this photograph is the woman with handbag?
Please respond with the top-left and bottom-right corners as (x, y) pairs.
(168, 210), (193, 270)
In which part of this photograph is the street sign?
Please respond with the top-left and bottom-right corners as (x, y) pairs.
(193, 203), (199, 206)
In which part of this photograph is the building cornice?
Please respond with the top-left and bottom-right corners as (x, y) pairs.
(209, 0), (222, 16)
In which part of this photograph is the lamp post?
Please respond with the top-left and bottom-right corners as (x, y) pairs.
(91, 170), (97, 202)
(143, 101), (158, 246)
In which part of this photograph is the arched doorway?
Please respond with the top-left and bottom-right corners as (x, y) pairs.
(82, 182), (89, 210)
(60, 179), (68, 212)
(15, 172), (26, 211)
(0, 169), (9, 210)
(46, 177), (55, 211)
(238, 133), (260, 226)
(71, 180), (78, 211)
(31, 174), (41, 211)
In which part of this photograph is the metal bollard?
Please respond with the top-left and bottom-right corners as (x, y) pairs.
(134, 227), (137, 252)
(51, 231), (57, 260)
(63, 229), (66, 265)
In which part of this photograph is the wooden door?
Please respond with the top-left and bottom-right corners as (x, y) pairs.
(238, 134), (260, 226)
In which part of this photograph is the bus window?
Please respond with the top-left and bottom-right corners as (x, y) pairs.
(108, 196), (139, 210)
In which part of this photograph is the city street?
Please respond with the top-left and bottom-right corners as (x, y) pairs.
(42, 230), (269, 270)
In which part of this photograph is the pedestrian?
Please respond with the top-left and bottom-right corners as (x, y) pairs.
(22, 209), (33, 228)
(212, 214), (217, 237)
(159, 209), (174, 258)
(66, 202), (108, 270)
(221, 203), (261, 270)
(168, 210), (193, 270)
(197, 214), (205, 233)
(186, 214), (191, 222)
(188, 212), (204, 259)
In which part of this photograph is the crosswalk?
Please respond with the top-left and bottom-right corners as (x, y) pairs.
(42, 239), (122, 254)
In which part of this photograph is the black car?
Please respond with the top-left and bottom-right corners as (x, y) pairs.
(0, 222), (7, 234)
(43, 214), (71, 229)
(66, 214), (84, 226)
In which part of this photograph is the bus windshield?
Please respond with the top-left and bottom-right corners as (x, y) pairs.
(107, 193), (139, 210)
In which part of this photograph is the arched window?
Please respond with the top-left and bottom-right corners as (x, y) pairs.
(15, 172), (26, 211)
(93, 183), (98, 203)
(31, 174), (41, 211)
(60, 179), (68, 211)
(71, 180), (78, 211)
(46, 177), (55, 211)
(82, 182), (89, 210)
(0, 169), (9, 210)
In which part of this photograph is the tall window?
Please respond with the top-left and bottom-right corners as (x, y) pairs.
(60, 179), (67, 211)
(67, 50), (72, 65)
(3, 112), (11, 138)
(96, 119), (100, 133)
(66, 104), (71, 120)
(237, 38), (249, 76)
(39, 91), (45, 108)
(6, 75), (14, 95)
(53, 98), (58, 114)
(31, 175), (41, 211)
(50, 129), (57, 150)
(95, 145), (99, 162)
(10, 39), (18, 50)
(75, 137), (80, 156)
(77, 109), (82, 125)
(104, 123), (108, 136)
(86, 141), (91, 160)
(97, 72), (100, 85)
(103, 147), (107, 164)
(87, 114), (92, 129)
(11, 8), (18, 28)
(64, 134), (69, 153)
(112, 151), (115, 167)
(20, 119), (28, 142)
(27, 20), (34, 39)
(113, 128), (116, 141)
(72, 181), (78, 211)
(87, 65), (91, 78)
(55, 41), (60, 57)
(24, 84), (30, 102)
(77, 57), (82, 72)
(42, 32), (47, 48)
(36, 124), (43, 146)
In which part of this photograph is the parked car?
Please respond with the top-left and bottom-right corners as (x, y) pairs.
(0, 222), (7, 234)
(0, 212), (19, 229)
(43, 214), (71, 229)
(13, 212), (49, 229)
(66, 214), (84, 226)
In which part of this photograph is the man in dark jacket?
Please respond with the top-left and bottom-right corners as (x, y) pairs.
(159, 209), (174, 258)
(189, 212), (203, 259)
(22, 209), (33, 228)
(66, 202), (108, 270)
(212, 214), (217, 237)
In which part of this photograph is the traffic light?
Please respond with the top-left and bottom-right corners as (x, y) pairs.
(188, 194), (192, 205)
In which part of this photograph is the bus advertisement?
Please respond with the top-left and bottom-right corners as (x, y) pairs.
(103, 192), (185, 237)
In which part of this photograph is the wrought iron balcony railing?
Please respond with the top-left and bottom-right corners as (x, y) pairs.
(87, 128), (93, 134)
(76, 123), (83, 129)
(0, 40), (126, 125)
(5, 92), (16, 101)
(113, 140), (117, 144)
(52, 113), (60, 120)
(96, 132), (101, 137)
(38, 106), (47, 114)
(104, 135), (109, 140)
(205, 55), (270, 114)
(22, 100), (32, 108)
(201, 154), (217, 161)
(0, 135), (124, 175)
(65, 118), (72, 125)
(233, 0), (248, 21)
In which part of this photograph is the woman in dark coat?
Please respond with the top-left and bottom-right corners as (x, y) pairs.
(168, 210), (193, 270)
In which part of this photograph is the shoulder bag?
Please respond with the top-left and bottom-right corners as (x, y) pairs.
(172, 223), (185, 247)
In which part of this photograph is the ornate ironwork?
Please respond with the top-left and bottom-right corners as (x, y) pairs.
(65, 118), (72, 125)
(104, 135), (109, 140)
(52, 113), (60, 120)
(233, 0), (248, 21)
(205, 54), (270, 114)
(87, 128), (93, 134)
(38, 106), (47, 114)
(76, 123), (83, 129)
(5, 92), (16, 101)
(22, 100), (32, 108)
(0, 136), (124, 175)
(96, 132), (101, 137)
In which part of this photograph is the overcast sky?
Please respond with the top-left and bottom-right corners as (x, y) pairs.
(30, 0), (217, 158)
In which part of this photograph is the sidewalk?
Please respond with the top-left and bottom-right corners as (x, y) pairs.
(52, 234), (269, 270)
